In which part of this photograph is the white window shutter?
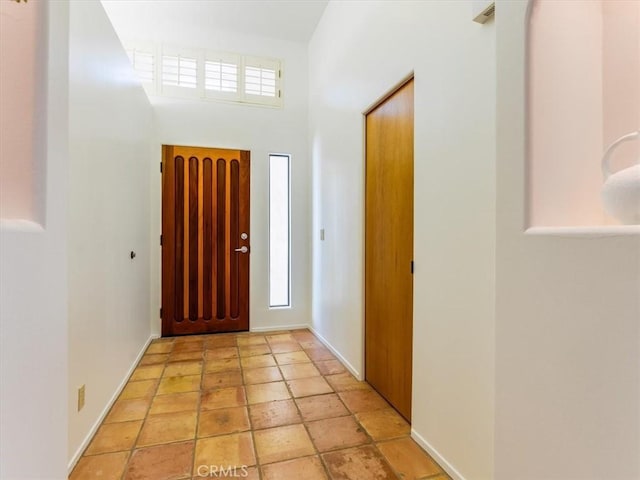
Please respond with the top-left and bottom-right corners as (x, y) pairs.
(204, 52), (241, 102)
(160, 46), (200, 98)
(125, 43), (157, 95)
(243, 56), (281, 106)
(132, 51), (154, 83)
(162, 55), (197, 89)
(124, 43), (282, 107)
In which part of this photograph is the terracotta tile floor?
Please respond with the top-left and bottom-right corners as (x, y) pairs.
(70, 329), (452, 480)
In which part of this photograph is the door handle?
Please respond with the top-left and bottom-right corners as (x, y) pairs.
(234, 246), (249, 254)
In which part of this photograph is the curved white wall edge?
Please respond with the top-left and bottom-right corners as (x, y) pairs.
(525, 225), (640, 237)
(0, 219), (45, 233)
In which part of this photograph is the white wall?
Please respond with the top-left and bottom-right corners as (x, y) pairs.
(496, 1), (640, 479)
(309, 2), (496, 479)
(0, 2), (70, 478)
(67, 0), (154, 465)
(97, 11), (312, 334)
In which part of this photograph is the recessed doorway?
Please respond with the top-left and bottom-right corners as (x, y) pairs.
(161, 145), (250, 336)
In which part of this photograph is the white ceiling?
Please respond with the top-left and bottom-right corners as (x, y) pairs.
(101, 0), (329, 44)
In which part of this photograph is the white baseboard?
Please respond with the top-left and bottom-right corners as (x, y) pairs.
(67, 334), (159, 473)
(307, 326), (361, 379)
(411, 428), (466, 480)
(250, 323), (309, 333)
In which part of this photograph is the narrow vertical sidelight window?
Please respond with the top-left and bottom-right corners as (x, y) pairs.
(269, 154), (291, 307)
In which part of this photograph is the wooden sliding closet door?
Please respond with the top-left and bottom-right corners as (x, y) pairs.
(365, 78), (414, 421)
(162, 145), (250, 336)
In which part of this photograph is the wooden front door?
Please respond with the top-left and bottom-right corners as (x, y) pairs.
(365, 78), (414, 421)
(162, 145), (250, 336)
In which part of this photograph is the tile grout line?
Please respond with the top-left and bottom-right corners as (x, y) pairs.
(254, 332), (298, 474)
(134, 336), (204, 480)
(278, 334), (333, 478)
(194, 333), (244, 478)
(301, 331), (404, 480)
(237, 333), (264, 480)
(119, 337), (172, 480)
(247, 330), (328, 476)
(303, 340), (381, 479)
(290, 332), (337, 480)
(169, 336), (204, 480)
(191, 336), (208, 479)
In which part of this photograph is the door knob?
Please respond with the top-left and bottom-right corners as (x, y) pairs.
(234, 246), (249, 254)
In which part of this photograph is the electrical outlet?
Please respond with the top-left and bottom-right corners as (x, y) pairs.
(77, 385), (85, 412)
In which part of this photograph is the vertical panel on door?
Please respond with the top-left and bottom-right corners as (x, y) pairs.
(174, 154), (184, 323)
(188, 157), (198, 320)
(202, 158), (213, 321)
(216, 158), (226, 321)
(162, 146), (250, 336)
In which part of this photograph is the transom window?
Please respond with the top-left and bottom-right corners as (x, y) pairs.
(126, 49), (154, 83)
(245, 66), (277, 97)
(205, 61), (238, 93)
(125, 43), (282, 107)
(162, 55), (197, 89)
